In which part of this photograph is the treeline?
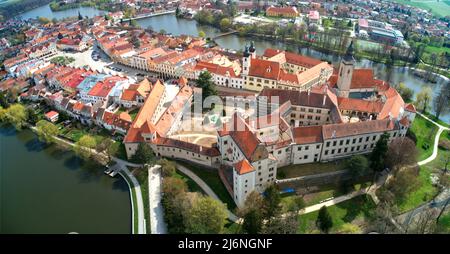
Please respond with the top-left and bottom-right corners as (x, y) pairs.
(0, 0), (53, 19)
(49, 0), (117, 12)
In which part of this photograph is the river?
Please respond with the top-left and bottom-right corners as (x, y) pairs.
(0, 126), (131, 234)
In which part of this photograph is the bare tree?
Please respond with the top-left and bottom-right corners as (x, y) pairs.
(433, 81), (450, 119)
(407, 209), (438, 234)
(385, 137), (418, 172)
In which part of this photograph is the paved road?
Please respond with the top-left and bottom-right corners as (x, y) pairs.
(175, 163), (239, 222)
(148, 165), (167, 234)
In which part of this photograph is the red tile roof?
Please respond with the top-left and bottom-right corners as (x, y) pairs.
(322, 118), (397, 139)
(234, 159), (254, 175)
(293, 125), (323, 144)
(248, 58), (281, 80)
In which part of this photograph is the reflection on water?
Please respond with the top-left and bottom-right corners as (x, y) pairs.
(0, 125), (131, 234)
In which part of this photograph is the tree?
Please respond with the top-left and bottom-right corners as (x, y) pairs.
(160, 29), (167, 35)
(262, 211), (298, 234)
(74, 135), (97, 160)
(0, 106), (7, 122)
(130, 34), (141, 48)
(316, 206), (333, 233)
(38, 16), (51, 24)
(198, 30), (206, 38)
(0, 92), (9, 108)
(385, 137), (418, 172)
(415, 87), (433, 113)
(78, 11), (83, 20)
(370, 132), (390, 172)
(397, 82), (414, 102)
(158, 158), (176, 177)
(242, 209), (263, 234)
(347, 155), (370, 178)
(387, 167), (420, 202)
(339, 223), (362, 234)
(6, 104), (28, 129)
(26, 107), (38, 125)
(96, 138), (115, 162)
(131, 143), (155, 164)
(433, 81), (450, 119)
(176, 6), (181, 17)
(219, 18), (231, 31)
(263, 184), (281, 219)
(185, 196), (228, 234)
(129, 19), (138, 28)
(196, 71), (217, 101)
(36, 120), (59, 144)
(162, 176), (188, 197)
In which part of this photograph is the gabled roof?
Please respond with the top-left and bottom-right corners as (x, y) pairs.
(234, 159), (255, 175)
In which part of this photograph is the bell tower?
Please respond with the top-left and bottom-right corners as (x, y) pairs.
(337, 41), (355, 98)
(242, 44), (251, 76)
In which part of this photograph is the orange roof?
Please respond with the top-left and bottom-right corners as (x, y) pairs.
(405, 103), (416, 113)
(132, 80), (165, 129)
(45, 111), (59, 119)
(234, 159), (254, 175)
(338, 97), (384, 114)
(248, 58), (281, 80)
(293, 125), (323, 144)
(322, 118), (397, 139)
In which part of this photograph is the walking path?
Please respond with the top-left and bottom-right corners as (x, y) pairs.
(416, 112), (449, 166)
(175, 163), (239, 222)
(148, 165), (167, 234)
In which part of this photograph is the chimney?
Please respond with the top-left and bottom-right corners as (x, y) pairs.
(199, 146), (202, 152)
(322, 94), (326, 106)
(332, 130), (336, 138)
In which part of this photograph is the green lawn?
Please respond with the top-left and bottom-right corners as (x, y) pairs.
(422, 112), (450, 128)
(436, 212), (450, 233)
(129, 108), (139, 121)
(397, 166), (439, 213)
(409, 114), (438, 160)
(173, 170), (205, 194)
(277, 159), (349, 179)
(391, 0), (450, 17)
(177, 161), (236, 210)
(298, 195), (376, 233)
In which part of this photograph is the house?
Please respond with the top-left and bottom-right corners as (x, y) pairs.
(45, 111), (59, 123)
(266, 6), (299, 18)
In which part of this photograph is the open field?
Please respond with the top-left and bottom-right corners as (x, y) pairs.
(391, 0), (450, 17)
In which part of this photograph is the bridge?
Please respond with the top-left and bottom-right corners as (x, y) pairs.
(122, 10), (176, 21)
(212, 30), (238, 39)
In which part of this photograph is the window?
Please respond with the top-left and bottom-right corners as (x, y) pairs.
(315, 116), (320, 120)
(344, 147), (348, 153)
(298, 147), (302, 151)
(346, 139), (350, 145)
(325, 150), (329, 155)
(359, 137), (362, 143)
(352, 138), (356, 144)
(224, 140), (228, 145)
(366, 136), (369, 142)
(339, 140), (343, 146)
(307, 115), (313, 120)
(308, 109), (314, 113)
(304, 155), (308, 159)
(326, 142), (330, 147)
(316, 109), (321, 113)
(351, 147), (354, 152)
(333, 141), (337, 146)
(331, 149), (335, 154)
(305, 146), (309, 150)
(316, 144), (320, 149)
(338, 148), (341, 153)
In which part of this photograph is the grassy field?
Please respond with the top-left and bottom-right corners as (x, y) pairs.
(277, 159), (350, 179)
(173, 170), (205, 194)
(297, 195), (376, 233)
(396, 166), (439, 212)
(409, 114), (438, 160)
(177, 161), (236, 210)
(391, 0), (450, 17)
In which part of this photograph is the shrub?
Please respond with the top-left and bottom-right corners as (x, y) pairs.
(438, 139), (450, 150)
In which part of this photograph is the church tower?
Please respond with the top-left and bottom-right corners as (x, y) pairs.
(337, 41), (355, 98)
(242, 44), (251, 76)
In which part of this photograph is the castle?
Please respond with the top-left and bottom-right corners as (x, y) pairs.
(124, 43), (416, 207)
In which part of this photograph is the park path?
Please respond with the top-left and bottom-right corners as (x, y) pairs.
(148, 165), (167, 234)
(416, 112), (450, 166)
(175, 163), (239, 222)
